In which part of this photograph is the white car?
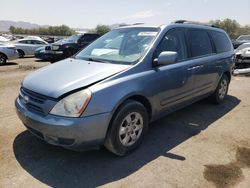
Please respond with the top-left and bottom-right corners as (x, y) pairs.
(234, 43), (250, 69)
(0, 36), (10, 42)
(0, 43), (19, 64)
(235, 43), (250, 58)
(236, 35), (250, 43)
(13, 38), (48, 57)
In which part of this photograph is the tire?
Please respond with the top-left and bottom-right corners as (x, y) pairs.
(0, 53), (7, 65)
(210, 74), (229, 104)
(104, 100), (149, 156)
(17, 49), (25, 58)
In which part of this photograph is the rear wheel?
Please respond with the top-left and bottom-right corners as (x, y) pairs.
(104, 100), (149, 156)
(210, 74), (229, 104)
(0, 53), (7, 65)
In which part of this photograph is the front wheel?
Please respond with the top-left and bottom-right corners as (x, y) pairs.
(104, 100), (149, 156)
(0, 53), (7, 65)
(210, 74), (229, 104)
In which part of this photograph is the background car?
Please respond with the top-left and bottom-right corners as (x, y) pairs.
(13, 38), (48, 58)
(232, 39), (245, 49)
(236, 35), (250, 43)
(0, 36), (10, 42)
(44, 33), (100, 62)
(35, 38), (65, 61)
(235, 43), (250, 69)
(0, 42), (19, 64)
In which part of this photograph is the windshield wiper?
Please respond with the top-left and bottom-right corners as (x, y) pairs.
(87, 57), (112, 64)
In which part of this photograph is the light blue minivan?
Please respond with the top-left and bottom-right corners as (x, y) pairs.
(16, 21), (235, 156)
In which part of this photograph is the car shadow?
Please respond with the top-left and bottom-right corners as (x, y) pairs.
(0, 62), (18, 66)
(13, 95), (240, 187)
(21, 56), (35, 59)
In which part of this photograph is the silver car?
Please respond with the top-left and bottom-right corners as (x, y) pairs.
(16, 23), (234, 156)
(0, 43), (19, 64)
(13, 38), (48, 58)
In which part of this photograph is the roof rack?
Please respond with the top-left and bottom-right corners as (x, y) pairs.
(173, 20), (219, 28)
(132, 23), (144, 25)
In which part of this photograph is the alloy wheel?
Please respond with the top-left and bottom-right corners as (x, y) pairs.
(119, 112), (143, 147)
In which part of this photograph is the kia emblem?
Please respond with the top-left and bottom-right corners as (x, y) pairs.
(23, 95), (30, 104)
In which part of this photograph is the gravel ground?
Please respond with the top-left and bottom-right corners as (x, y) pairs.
(0, 58), (250, 188)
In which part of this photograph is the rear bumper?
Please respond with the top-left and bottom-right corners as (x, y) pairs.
(15, 97), (111, 150)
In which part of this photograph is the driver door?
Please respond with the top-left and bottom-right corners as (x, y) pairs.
(152, 29), (196, 114)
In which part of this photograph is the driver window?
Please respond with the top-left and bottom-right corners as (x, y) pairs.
(155, 29), (188, 61)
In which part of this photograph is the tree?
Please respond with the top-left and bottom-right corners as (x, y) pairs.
(9, 26), (16, 34)
(8, 25), (76, 36)
(210, 19), (240, 39)
(94, 25), (110, 35)
(210, 18), (250, 39)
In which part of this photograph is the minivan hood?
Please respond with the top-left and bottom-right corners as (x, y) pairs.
(22, 58), (130, 98)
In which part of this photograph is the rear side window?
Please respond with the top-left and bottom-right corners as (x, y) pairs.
(18, 40), (27, 44)
(79, 35), (98, 43)
(188, 30), (213, 57)
(210, 31), (232, 53)
(35, 40), (46, 45)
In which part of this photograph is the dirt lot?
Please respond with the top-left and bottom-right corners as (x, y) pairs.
(0, 58), (250, 188)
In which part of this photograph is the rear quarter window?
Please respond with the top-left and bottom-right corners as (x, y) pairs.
(210, 31), (232, 53)
(188, 30), (213, 57)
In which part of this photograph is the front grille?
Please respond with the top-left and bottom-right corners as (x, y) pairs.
(19, 87), (54, 115)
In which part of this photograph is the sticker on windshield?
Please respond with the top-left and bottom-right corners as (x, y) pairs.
(137, 32), (157, 36)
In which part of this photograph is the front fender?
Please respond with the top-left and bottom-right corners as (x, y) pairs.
(82, 71), (154, 117)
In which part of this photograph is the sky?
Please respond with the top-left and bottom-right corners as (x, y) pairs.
(1, 0), (250, 28)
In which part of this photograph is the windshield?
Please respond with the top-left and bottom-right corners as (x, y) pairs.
(237, 35), (250, 41)
(75, 28), (159, 65)
(64, 35), (81, 43)
(236, 43), (250, 51)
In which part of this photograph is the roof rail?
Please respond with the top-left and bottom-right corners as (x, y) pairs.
(173, 20), (219, 28)
(132, 23), (144, 25)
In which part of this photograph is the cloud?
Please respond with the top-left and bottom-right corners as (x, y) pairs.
(126, 10), (161, 19)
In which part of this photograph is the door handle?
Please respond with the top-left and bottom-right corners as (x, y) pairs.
(187, 66), (200, 71)
(187, 65), (204, 71)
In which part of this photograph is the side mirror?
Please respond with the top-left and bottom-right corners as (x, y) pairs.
(154, 51), (178, 66)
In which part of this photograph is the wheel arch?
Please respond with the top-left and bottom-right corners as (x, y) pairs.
(17, 49), (25, 55)
(0, 52), (8, 60)
(224, 71), (231, 83)
(109, 94), (153, 126)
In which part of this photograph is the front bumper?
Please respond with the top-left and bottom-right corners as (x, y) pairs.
(35, 50), (63, 61)
(46, 50), (64, 61)
(15, 97), (111, 150)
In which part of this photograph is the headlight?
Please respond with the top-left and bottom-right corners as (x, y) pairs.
(52, 45), (60, 50)
(50, 89), (91, 117)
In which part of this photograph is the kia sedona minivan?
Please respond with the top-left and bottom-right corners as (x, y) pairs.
(16, 21), (235, 156)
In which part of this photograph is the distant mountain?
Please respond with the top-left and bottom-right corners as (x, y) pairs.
(0, 20), (130, 33)
(0, 20), (49, 32)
